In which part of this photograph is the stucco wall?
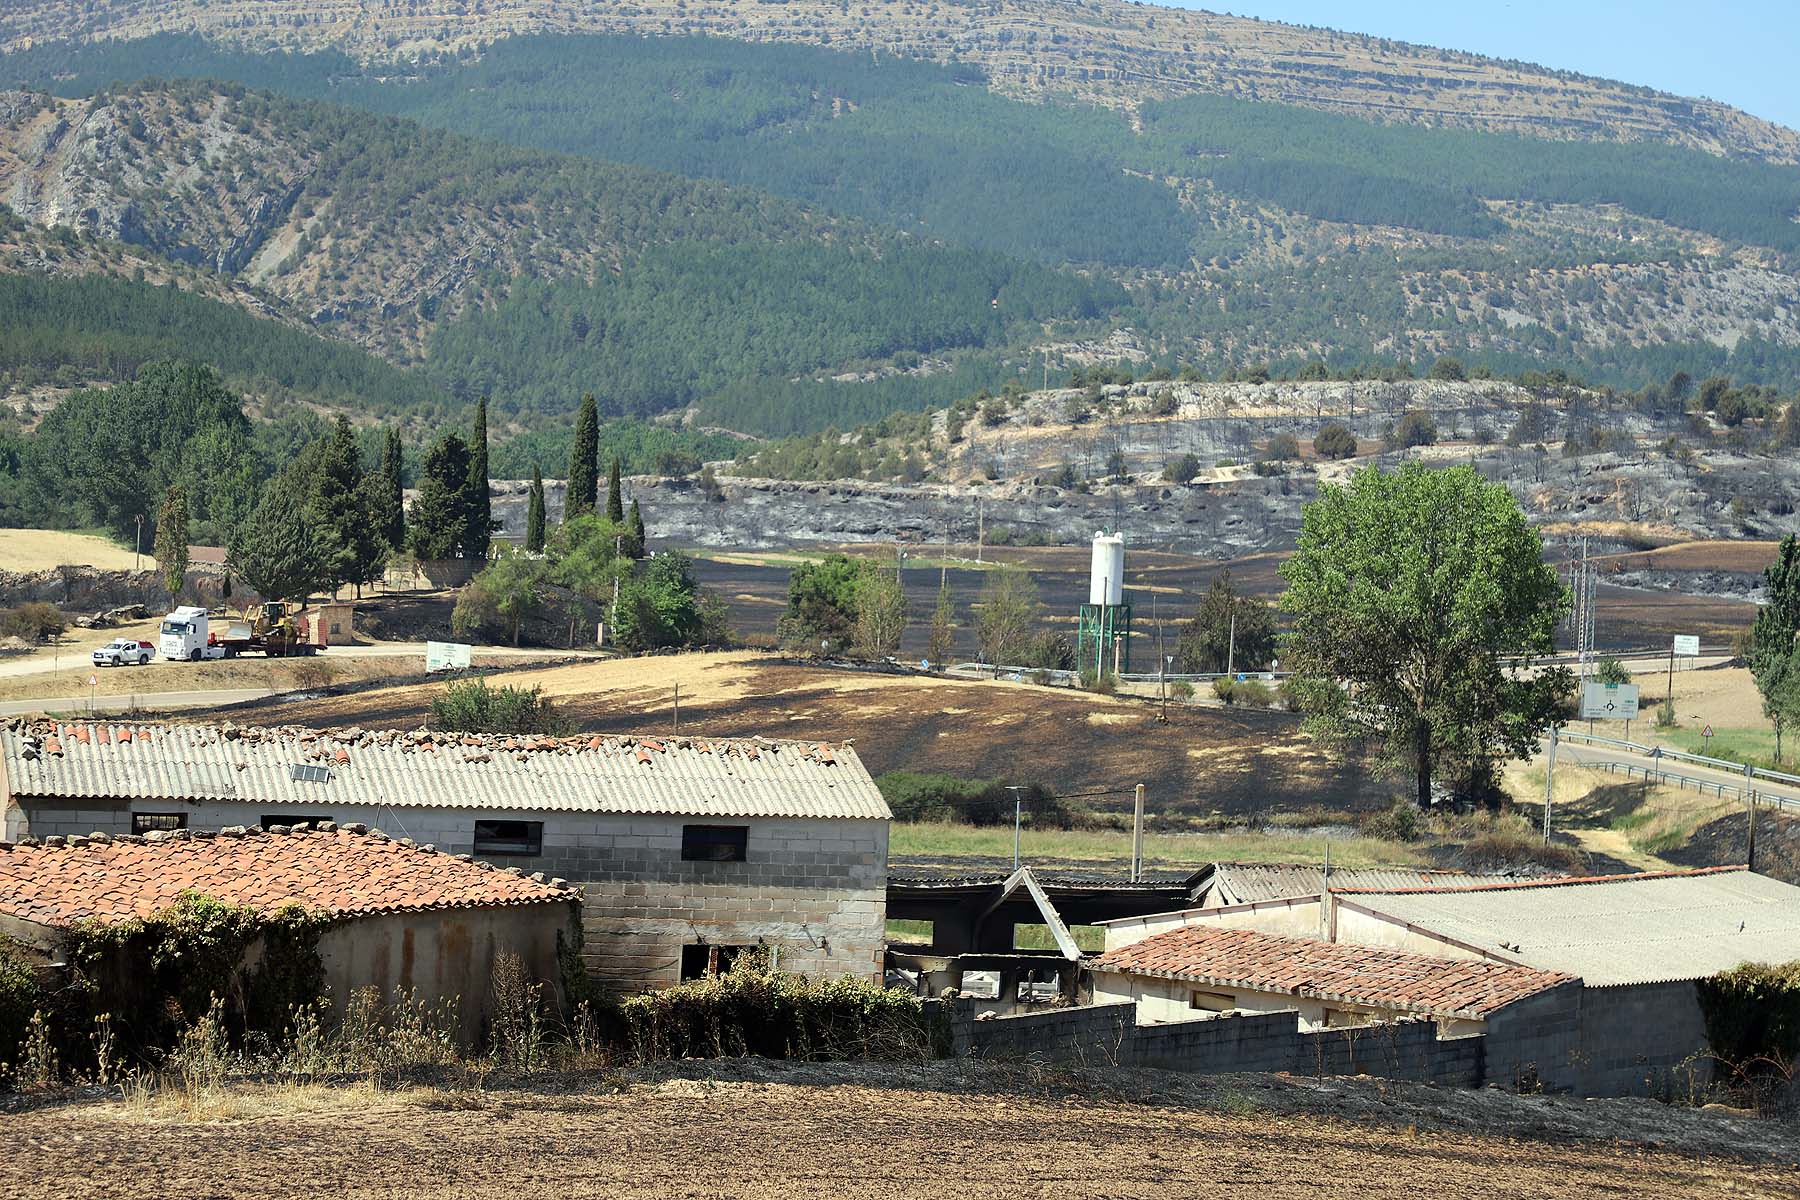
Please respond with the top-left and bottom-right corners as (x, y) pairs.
(8, 796), (887, 995)
(314, 902), (574, 1044)
(1100, 896), (1325, 953)
(1330, 901), (1492, 961)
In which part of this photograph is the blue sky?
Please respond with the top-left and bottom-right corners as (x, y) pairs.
(1167, 3), (1799, 131)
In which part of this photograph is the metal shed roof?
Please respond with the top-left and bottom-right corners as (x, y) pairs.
(1337, 868), (1800, 986)
(1, 721), (890, 821)
(1196, 862), (1517, 906)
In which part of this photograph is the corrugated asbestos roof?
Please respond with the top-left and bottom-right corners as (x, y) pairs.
(1339, 868), (1800, 986)
(1, 720), (890, 821)
(1090, 924), (1570, 1020)
(0, 823), (576, 926)
(1199, 862), (1520, 906)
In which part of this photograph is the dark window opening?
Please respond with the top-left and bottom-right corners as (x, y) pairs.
(261, 814), (333, 830)
(680, 944), (751, 981)
(473, 819), (543, 857)
(681, 824), (748, 862)
(131, 812), (187, 834)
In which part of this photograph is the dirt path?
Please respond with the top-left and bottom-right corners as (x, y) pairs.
(5, 1068), (1792, 1200)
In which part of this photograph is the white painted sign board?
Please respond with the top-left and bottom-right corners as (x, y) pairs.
(1579, 681), (1640, 720)
(1672, 635), (1700, 657)
(425, 641), (472, 673)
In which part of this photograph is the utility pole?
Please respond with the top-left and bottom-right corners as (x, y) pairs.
(134, 514), (143, 572)
(672, 683), (680, 734)
(1007, 785), (1026, 870)
(1542, 724), (1558, 842)
(1131, 783), (1146, 882)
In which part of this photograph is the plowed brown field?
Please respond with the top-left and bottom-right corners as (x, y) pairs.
(5, 1070), (1792, 1200)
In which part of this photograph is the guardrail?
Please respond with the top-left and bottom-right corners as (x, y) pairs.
(1576, 759), (1800, 809)
(1556, 729), (1800, 810)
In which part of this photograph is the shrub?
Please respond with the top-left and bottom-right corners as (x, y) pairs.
(619, 952), (933, 1062)
(1655, 696), (1677, 728)
(1262, 432), (1300, 461)
(1168, 680), (1194, 701)
(1212, 677), (1235, 704)
(0, 602), (66, 644)
(1596, 656), (1632, 685)
(1313, 422), (1358, 460)
(1363, 798), (1421, 842)
(1232, 680), (1276, 708)
(873, 772), (1085, 828)
(1078, 667), (1118, 695)
(430, 678), (570, 735)
(1697, 960), (1800, 1066)
(1383, 410), (1438, 450)
(1162, 453), (1202, 484)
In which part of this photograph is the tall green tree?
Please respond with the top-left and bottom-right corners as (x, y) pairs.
(408, 431), (471, 560)
(525, 466), (547, 553)
(778, 553), (873, 650)
(154, 484), (189, 598)
(1280, 463), (1570, 809)
(927, 583), (956, 667)
(566, 394), (599, 519)
(464, 398), (493, 562)
(228, 483), (330, 603)
(606, 456), (626, 525)
(853, 570), (907, 659)
(611, 552), (705, 651)
(1750, 535), (1800, 762)
(973, 565), (1042, 671)
(306, 415), (385, 594)
(1176, 570), (1275, 674)
(627, 497), (647, 559)
(377, 426), (406, 550)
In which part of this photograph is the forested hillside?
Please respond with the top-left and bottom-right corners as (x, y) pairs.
(2, 0), (1795, 160)
(2, 32), (1799, 439)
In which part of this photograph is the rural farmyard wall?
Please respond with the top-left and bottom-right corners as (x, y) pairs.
(948, 1001), (1484, 1087)
(7, 798), (886, 995)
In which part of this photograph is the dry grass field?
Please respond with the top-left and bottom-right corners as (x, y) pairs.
(0, 528), (151, 572)
(213, 651), (1385, 818)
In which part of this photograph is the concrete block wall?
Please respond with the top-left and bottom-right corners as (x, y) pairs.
(1572, 980), (1713, 1099)
(949, 1001), (1484, 1088)
(8, 797), (887, 996)
(1481, 981), (1585, 1093)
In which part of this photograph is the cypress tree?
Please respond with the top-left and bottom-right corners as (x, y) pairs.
(408, 432), (470, 560)
(526, 466), (547, 553)
(567, 394), (599, 518)
(154, 484), (190, 598)
(464, 397), (492, 561)
(379, 427), (405, 550)
(606, 456), (625, 525)
(628, 498), (646, 559)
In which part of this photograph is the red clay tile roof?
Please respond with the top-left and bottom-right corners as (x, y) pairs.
(0, 824), (577, 927)
(1089, 925), (1571, 1020)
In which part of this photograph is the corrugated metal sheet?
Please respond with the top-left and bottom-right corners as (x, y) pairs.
(1, 723), (891, 821)
(1342, 870), (1800, 986)
(1203, 863), (1512, 906)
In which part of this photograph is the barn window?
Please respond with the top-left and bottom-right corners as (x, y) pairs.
(680, 944), (750, 980)
(681, 824), (748, 862)
(473, 819), (543, 857)
(131, 812), (187, 834)
(1189, 990), (1235, 1013)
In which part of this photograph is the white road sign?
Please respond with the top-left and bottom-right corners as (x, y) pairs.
(1579, 681), (1640, 720)
(425, 641), (473, 673)
(1672, 635), (1700, 657)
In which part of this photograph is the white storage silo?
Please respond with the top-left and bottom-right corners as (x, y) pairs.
(1089, 533), (1125, 607)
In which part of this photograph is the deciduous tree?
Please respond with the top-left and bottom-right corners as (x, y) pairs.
(973, 565), (1041, 671)
(853, 570), (907, 659)
(154, 484), (189, 598)
(1280, 463), (1570, 809)
(1750, 535), (1800, 762)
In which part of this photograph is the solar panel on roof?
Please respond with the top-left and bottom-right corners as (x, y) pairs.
(289, 763), (331, 784)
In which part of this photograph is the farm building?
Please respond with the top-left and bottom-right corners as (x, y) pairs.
(0, 822), (577, 1042)
(1092, 867), (1800, 1096)
(0, 719), (891, 994)
(1088, 924), (1572, 1035)
(1186, 862), (1517, 909)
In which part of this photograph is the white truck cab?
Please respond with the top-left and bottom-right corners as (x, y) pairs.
(160, 606), (226, 662)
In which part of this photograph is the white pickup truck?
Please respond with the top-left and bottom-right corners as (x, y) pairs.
(92, 638), (155, 667)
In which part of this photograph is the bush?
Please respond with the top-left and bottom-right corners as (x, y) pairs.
(1384, 410), (1438, 450)
(874, 772), (1085, 828)
(1313, 422), (1358, 460)
(1697, 960), (1800, 1066)
(1078, 667), (1117, 695)
(1655, 696), (1677, 728)
(1596, 656), (1632, 685)
(1168, 680), (1194, 701)
(619, 952), (933, 1063)
(1262, 432), (1300, 461)
(1232, 680), (1277, 708)
(0, 602), (66, 644)
(430, 679), (570, 735)
(1363, 798), (1422, 842)
(1162, 452), (1201, 484)
(1212, 677), (1235, 704)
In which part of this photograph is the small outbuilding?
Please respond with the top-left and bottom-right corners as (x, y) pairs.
(0, 822), (579, 1042)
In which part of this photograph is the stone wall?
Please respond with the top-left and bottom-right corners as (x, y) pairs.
(948, 1001), (1484, 1088)
(7, 797), (887, 996)
(0, 565), (227, 611)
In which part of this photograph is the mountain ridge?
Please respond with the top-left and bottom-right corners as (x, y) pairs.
(4, 0), (1796, 163)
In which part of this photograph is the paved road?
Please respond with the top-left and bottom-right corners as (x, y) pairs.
(0, 687), (275, 717)
(0, 640), (604, 681)
(1552, 737), (1800, 810)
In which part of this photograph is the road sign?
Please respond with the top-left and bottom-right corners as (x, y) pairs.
(88, 674), (98, 687)
(1673, 635), (1700, 657)
(425, 641), (472, 673)
(1579, 681), (1640, 720)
